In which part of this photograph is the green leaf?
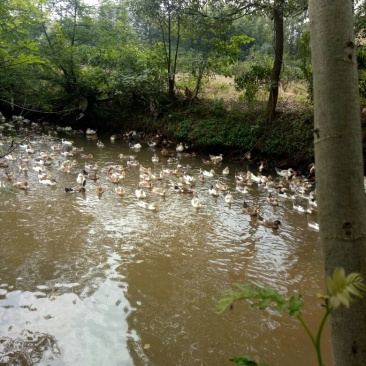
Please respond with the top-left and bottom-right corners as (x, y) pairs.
(229, 355), (262, 365)
(217, 283), (300, 316)
(324, 268), (366, 310)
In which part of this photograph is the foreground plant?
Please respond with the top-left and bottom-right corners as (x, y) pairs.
(217, 268), (366, 366)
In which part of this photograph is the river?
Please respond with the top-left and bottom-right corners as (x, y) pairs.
(0, 125), (331, 366)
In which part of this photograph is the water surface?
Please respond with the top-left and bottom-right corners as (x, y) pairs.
(0, 129), (331, 365)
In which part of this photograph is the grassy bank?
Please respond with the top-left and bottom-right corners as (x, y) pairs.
(146, 99), (315, 169)
(3, 76), (315, 170)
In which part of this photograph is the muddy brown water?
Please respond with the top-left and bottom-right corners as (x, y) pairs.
(0, 132), (331, 365)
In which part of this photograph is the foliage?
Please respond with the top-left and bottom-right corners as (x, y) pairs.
(233, 51), (272, 103)
(128, 0), (184, 98)
(217, 268), (366, 366)
(217, 283), (304, 316)
(232, 16), (272, 59)
(0, 0), (313, 122)
(0, 0), (45, 69)
(0, 0), (46, 111)
(319, 268), (366, 310)
(355, 0), (366, 41)
(296, 28), (313, 102)
(355, 1), (366, 102)
(357, 45), (366, 102)
(151, 97), (313, 164)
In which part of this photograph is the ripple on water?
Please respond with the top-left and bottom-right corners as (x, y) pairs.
(0, 134), (327, 366)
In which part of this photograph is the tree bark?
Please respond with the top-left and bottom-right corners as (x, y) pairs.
(309, 1), (366, 365)
(266, 0), (284, 121)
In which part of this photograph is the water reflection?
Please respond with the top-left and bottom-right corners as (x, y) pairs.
(0, 132), (330, 365)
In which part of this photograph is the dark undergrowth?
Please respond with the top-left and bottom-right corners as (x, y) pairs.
(1, 97), (316, 171)
(88, 98), (316, 171)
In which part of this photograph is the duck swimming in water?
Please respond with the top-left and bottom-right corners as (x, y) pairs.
(152, 153), (159, 163)
(13, 181), (30, 190)
(95, 184), (108, 196)
(176, 142), (184, 152)
(224, 191), (234, 204)
(201, 168), (215, 178)
(209, 154), (223, 163)
(135, 187), (147, 199)
(267, 193), (280, 206)
(208, 185), (219, 197)
(137, 201), (160, 211)
(152, 186), (169, 197)
(115, 185), (126, 197)
(222, 166), (229, 175)
(258, 214), (281, 229)
(242, 201), (259, 216)
(61, 138), (73, 146)
(191, 193), (201, 208)
(65, 179), (86, 193)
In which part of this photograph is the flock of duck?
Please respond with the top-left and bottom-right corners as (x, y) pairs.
(0, 116), (319, 232)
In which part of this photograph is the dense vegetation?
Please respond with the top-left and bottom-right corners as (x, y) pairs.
(1, 0), (366, 167)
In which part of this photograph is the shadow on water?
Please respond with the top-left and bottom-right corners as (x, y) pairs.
(0, 329), (60, 365)
(0, 131), (330, 365)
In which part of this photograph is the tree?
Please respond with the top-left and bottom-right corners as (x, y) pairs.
(38, 0), (98, 113)
(33, 0), (148, 118)
(129, 0), (184, 100)
(308, 0), (366, 364)
(190, 0), (307, 120)
(297, 28), (313, 101)
(180, 15), (253, 101)
(0, 0), (45, 111)
(265, 0), (284, 120)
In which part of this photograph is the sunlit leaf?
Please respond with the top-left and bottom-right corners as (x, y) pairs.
(325, 268), (365, 309)
(217, 283), (302, 316)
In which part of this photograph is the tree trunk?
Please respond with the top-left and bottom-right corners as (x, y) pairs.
(168, 78), (175, 100)
(266, 0), (284, 121)
(309, 1), (366, 365)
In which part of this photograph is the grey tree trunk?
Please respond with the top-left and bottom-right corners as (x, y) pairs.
(309, 0), (366, 365)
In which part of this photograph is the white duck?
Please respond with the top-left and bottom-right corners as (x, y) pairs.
(236, 185), (249, 194)
(176, 142), (184, 152)
(39, 177), (57, 186)
(25, 144), (35, 154)
(293, 202), (312, 214)
(191, 193), (202, 208)
(152, 153), (159, 163)
(130, 142), (142, 149)
(275, 167), (295, 179)
(61, 138), (73, 146)
(308, 221), (319, 231)
(76, 173), (85, 185)
(115, 186), (126, 197)
(86, 128), (97, 135)
(224, 191), (234, 204)
(137, 201), (160, 211)
(208, 185), (219, 197)
(135, 187), (147, 199)
(209, 154), (223, 163)
(201, 169), (215, 178)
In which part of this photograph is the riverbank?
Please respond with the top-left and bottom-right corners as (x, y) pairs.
(87, 98), (316, 173)
(1, 97), (316, 173)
